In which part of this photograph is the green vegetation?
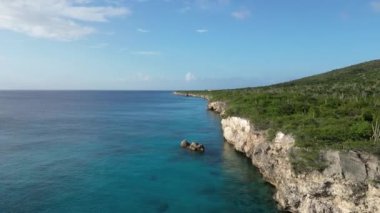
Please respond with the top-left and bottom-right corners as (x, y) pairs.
(181, 60), (380, 157)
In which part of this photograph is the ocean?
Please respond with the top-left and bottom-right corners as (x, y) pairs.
(0, 91), (278, 212)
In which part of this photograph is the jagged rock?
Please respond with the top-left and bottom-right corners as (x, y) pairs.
(180, 139), (190, 148)
(339, 151), (367, 182)
(323, 151), (343, 179)
(180, 140), (205, 152)
(189, 142), (205, 152)
(221, 116), (380, 213)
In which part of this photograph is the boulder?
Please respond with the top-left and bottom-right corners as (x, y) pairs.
(189, 142), (205, 152)
(180, 140), (190, 148)
(180, 140), (205, 152)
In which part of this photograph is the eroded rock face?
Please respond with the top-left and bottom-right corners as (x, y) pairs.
(207, 101), (227, 115)
(221, 116), (380, 213)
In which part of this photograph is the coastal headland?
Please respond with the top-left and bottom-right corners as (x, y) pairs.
(175, 60), (380, 212)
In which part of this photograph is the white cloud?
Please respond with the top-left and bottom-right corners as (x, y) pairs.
(132, 51), (161, 56)
(371, 1), (380, 12)
(0, 0), (130, 41)
(137, 28), (150, 33)
(231, 9), (251, 20)
(185, 72), (196, 82)
(196, 29), (208, 33)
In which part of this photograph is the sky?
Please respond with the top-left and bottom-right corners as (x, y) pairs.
(0, 0), (380, 90)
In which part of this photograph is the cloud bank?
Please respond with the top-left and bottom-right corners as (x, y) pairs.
(0, 0), (130, 41)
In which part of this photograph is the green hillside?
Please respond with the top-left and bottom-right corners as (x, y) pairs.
(183, 60), (380, 157)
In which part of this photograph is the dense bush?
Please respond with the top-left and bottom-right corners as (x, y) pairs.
(181, 60), (380, 155)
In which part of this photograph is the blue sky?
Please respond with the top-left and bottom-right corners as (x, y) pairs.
(0, 0), (380, 90)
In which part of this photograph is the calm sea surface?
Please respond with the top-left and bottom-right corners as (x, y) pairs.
(0, 91), (278, 212)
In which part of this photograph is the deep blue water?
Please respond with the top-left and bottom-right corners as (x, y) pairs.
(0, 91), (278, 212)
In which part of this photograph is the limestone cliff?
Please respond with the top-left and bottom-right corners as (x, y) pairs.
(207, 101), (226, 116)
(212, 101), (380, 213)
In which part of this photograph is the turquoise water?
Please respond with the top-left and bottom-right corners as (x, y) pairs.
(0, 91), (278, 212)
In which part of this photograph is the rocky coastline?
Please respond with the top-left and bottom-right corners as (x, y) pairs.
(175, 92), (380, 213)
(173, 91), (210, 100)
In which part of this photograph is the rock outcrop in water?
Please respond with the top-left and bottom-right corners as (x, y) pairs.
(180, 140), (190, 148)
(180, 140), (205, 152)
(203, 97), (380, 213)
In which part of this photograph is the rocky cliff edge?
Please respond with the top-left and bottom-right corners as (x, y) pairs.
(211, 101), (380, 213)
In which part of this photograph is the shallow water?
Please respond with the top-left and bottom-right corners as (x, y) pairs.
(0, 91), (278, 212)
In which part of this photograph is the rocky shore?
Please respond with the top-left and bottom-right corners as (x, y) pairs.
(221, 116), (380, 213)
(176, 92), (380, 213)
